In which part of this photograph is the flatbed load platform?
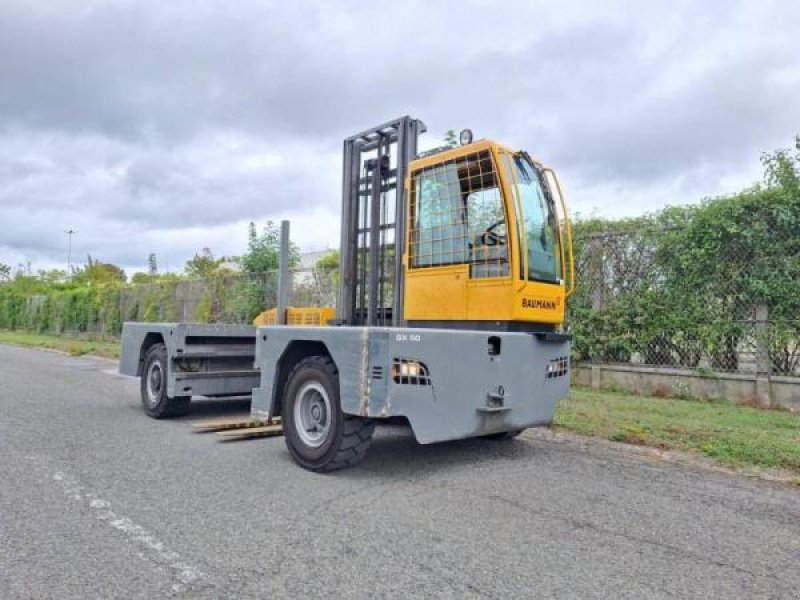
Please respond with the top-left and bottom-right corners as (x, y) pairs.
(119, 323), (260, 400)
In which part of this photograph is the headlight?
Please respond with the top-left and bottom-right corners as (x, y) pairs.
(392, 358), (431, 385)
(546, 357), (569, 379)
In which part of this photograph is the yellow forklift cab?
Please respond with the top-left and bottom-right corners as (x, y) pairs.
(404, 139), (574, 329)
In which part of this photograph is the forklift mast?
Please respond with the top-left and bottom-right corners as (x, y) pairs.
(337, 116), (426, 327)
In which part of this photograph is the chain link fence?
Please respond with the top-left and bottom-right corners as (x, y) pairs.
(1, 268), (338, 339)
(568, 227), (800, 377)
(3, 223), (798, 382)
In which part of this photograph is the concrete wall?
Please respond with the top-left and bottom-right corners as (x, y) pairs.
(573, 363), (800, 412)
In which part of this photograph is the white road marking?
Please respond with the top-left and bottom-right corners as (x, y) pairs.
(51, 470), (208, 593)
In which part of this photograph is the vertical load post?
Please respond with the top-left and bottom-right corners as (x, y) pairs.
(276, 220), (291, 325)
(337, 116), (425, 327)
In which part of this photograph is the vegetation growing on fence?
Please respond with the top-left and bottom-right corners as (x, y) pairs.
(0, 221), (296, 336)
(570, 139), (800, 375)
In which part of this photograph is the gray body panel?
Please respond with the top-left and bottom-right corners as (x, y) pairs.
(119, 322), (258, 398)
(251, 326), (570, 444)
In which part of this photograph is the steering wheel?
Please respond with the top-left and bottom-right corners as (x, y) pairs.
(479, 220), (506, 246)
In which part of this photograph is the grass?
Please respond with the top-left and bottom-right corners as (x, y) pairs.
(0, 329), (120, 359)
(557, 388), (800, 476)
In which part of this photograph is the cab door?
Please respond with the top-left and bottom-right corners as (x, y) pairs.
(464, 147), (515, 321)
(404, 155), (468, 321)
(404, 145), (513, 323)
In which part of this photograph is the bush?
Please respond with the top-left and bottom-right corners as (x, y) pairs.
(569, 142), (800, 375)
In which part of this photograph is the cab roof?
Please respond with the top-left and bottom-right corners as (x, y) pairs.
(409, 139), (543, 171)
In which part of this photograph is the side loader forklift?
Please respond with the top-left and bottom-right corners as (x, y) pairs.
(119, 116), (574, 471)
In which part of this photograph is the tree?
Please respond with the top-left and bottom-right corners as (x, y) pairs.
(443, 129), (458, 148)
(240, 221), (299, 274)
(762, 135), (800, 196)
(10, 271), (44, 294)
(72, 256), (126, 285)
(131, 272), (153, 284)
(36, 269), (67, 285)
(314, 250), (339, 271)
(309, 250), (339, 306)
(185, 247), (224, 279)
(0, 262), (10, 282)
(148, 253), (158, 276)
(234, 222), (300, 321)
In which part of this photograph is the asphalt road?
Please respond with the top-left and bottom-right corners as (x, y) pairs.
(1, 344), (799, 599)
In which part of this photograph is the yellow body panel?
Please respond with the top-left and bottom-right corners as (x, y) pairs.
(253, 306), (335, 327)
(513, 281), (565, 324)
(465, 278), (513, 321)
(404, 264), (468, 321)
(467, 282), (560, 324)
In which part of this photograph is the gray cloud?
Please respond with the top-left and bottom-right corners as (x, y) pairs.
(0, 0), (798, 274)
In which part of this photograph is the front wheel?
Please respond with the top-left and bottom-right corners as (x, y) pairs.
(140, 344), (190, 419)
(283, 356), (374, 472)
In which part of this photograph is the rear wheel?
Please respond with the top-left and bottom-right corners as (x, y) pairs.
(140, 344), (190, 418)
(482, 429), (524, 440)
(283, 355), (374, 472)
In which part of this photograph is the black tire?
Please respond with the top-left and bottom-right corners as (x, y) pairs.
(140, 343), (190, 419)
(482, 429), (524, 441)
(283, 355), (374, 472)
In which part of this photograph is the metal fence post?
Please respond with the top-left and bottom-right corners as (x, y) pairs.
(118, 292), (123, 336)
(755, 302), (771, 407)
(590, 235), (604, 389)
(276, 220), (291, 325)
(590, 235), (605, 312)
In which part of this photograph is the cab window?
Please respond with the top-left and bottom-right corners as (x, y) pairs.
(502, 153), (561, 283)
(410, 150), (509, 278)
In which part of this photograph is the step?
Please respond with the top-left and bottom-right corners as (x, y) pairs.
(176, 350), (255, 359)
(174, 369), (259, 380)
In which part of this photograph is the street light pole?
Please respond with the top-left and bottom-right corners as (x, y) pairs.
(65, 229), (76, 280)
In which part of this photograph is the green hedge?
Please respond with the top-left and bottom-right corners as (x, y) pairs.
(0, 273), (278, 337)
(0, 284), (123, 336)
(569, 178), (800, 374)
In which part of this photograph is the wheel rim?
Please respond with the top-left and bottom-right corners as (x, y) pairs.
(146, 361), (163, 407)
(293, 381), (331, 448)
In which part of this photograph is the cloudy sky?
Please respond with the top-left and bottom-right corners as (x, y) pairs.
(1, 0), (798, 276)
